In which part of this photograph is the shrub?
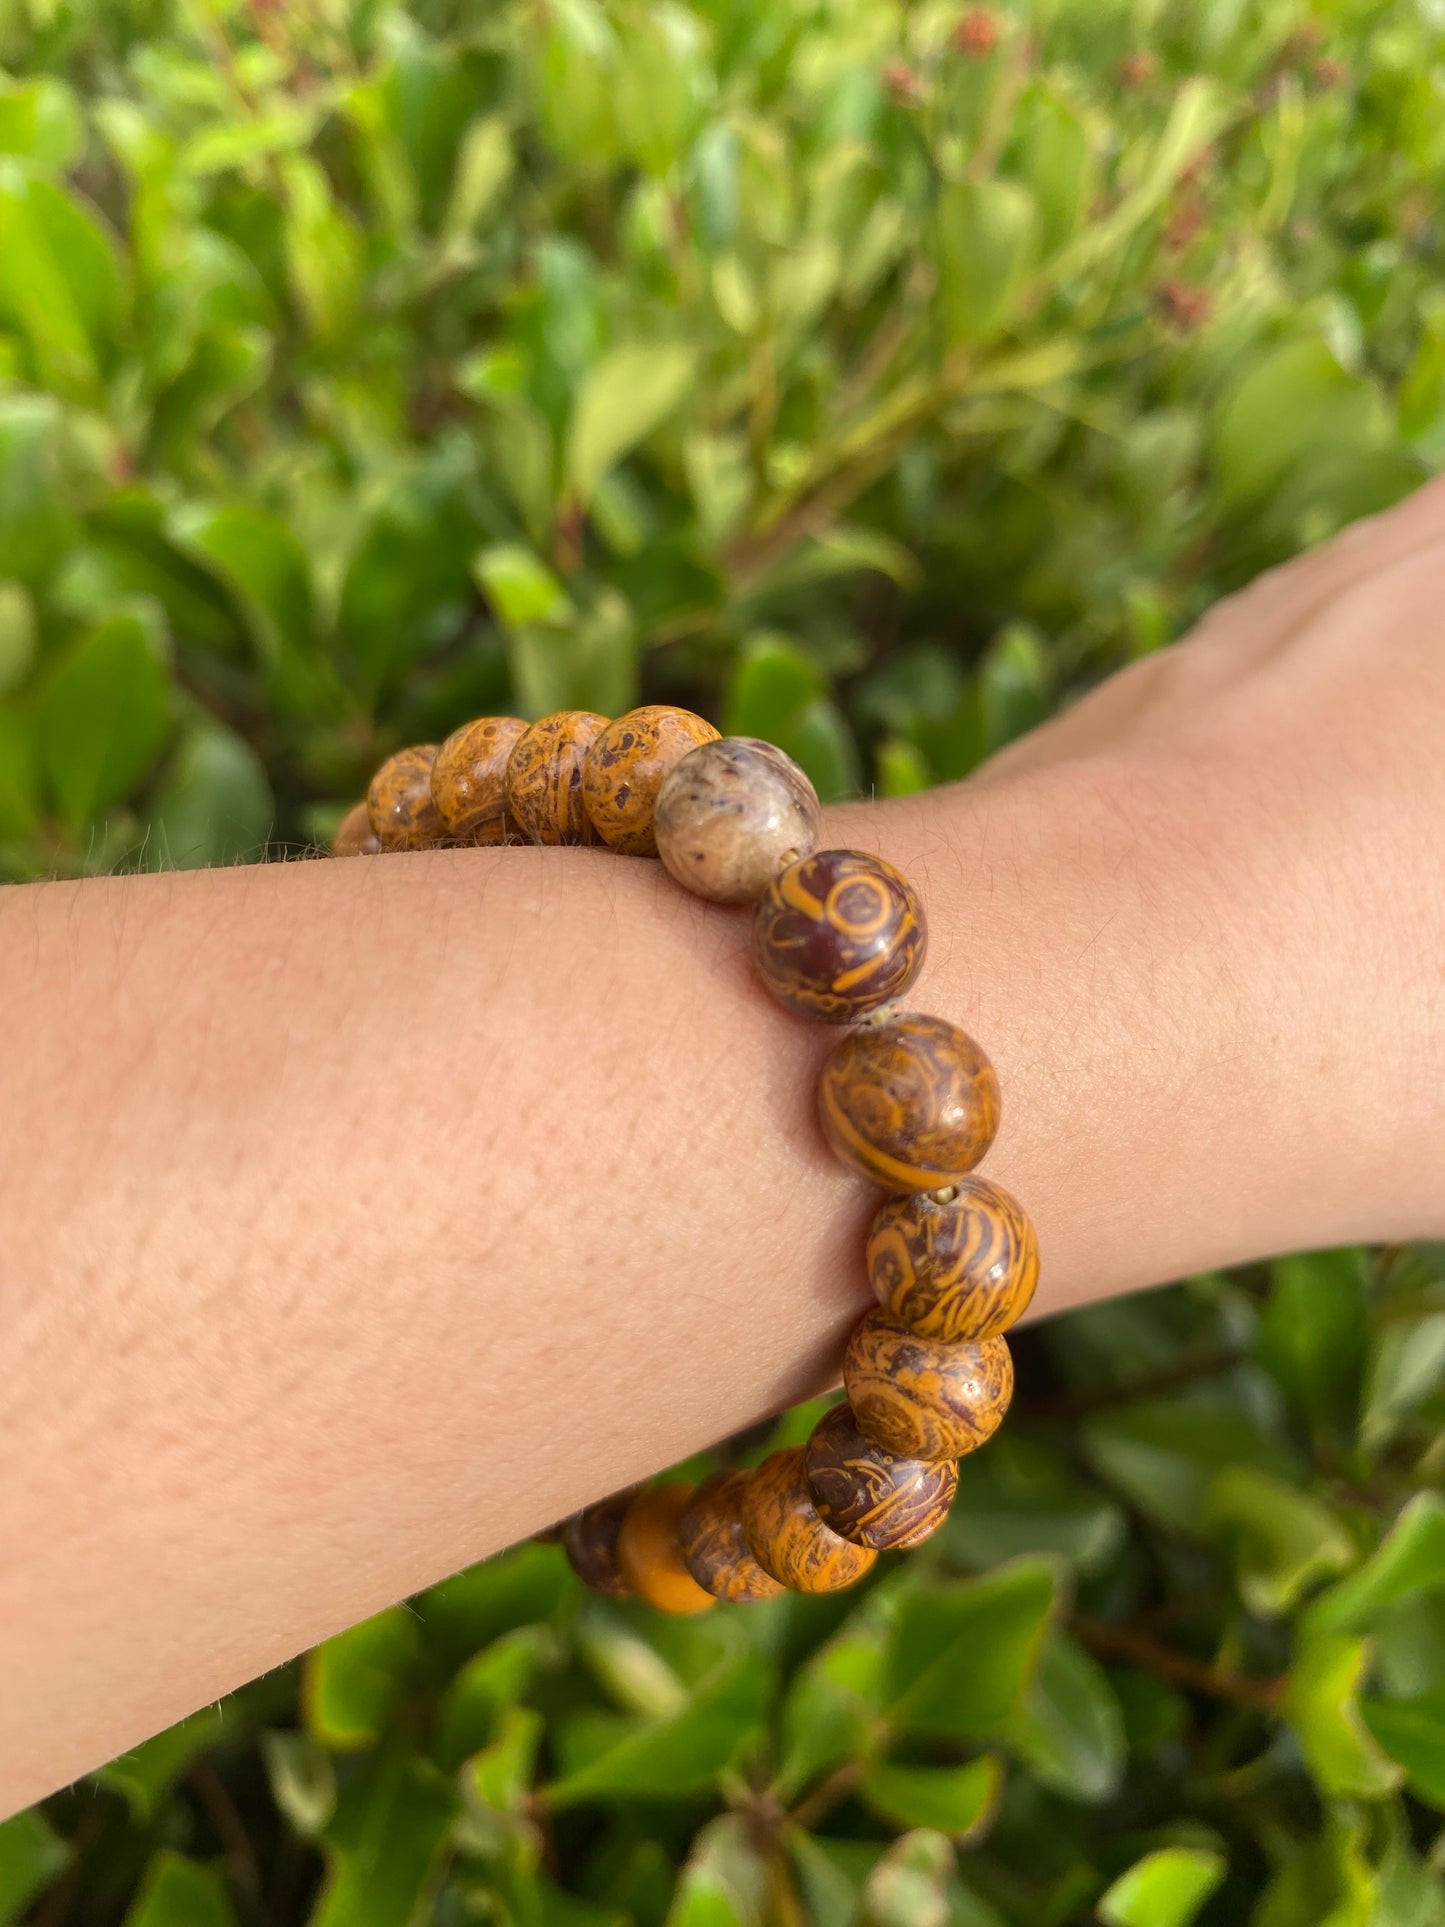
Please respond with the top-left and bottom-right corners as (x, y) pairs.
(2, 0), (1445, 1919)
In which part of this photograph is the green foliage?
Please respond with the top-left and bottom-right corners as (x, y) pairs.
(7, 0), (1445, 1918)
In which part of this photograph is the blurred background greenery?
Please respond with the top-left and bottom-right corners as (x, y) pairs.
(3, 0), (1445, 1918)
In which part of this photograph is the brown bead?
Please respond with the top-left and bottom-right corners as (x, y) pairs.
(752, 850), (926, 1022)
(367, 745), (444, 851)
(740, 1447), (878, 1594)
(505, 710), (609, 845)
(803, 1401), (958, 1551)
(431, 717), (527, 844)
(867, 1177), (1038, 1342)
(678, 1472), (786, 1602)
(616, 1483), (716, 1615)
(818, 1013), (1000, 1191)
(332, 801), (380, 857)
(844, 1311), (1013, 1462)
(654, 737), (821, 903)
(562, 1488), (637, 1598)
(582, 705), (720, 857)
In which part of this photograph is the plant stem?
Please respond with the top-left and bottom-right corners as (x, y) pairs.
(1074, 1616), (1283, 1710)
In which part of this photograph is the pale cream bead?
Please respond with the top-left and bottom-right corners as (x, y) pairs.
(654, 736), (821, 902)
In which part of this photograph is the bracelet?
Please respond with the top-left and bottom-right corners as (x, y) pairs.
(336, 707), (1039, 1611)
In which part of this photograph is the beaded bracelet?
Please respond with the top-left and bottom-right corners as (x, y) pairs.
(335, 706), (1039, 1612)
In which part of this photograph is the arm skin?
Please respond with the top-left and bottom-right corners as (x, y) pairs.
(4, 479), (1445, 1816)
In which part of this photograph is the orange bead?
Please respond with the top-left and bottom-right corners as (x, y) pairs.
(367, 746), (444, 852)
(866, 1177), (1038, 1342)
(616, 1483), (716, 1615)
(844, 1311), (1013, 1462)
(431, 717), (527, 844)
(818, 1013), (1000, 1192)
(740, 1447), (877, 1594)
(562, 1489), (637, 1598)
(678, 1472), (785, 1602)
(332, 801), (380, 857)
(582, 706), (720, 857)
(505, 710), (610, 845)
(753, 850), (925, 1021)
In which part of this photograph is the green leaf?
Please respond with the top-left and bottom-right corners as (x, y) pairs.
(1306, 1495), (1445, 1636)
(261, 1729), (337, 1838)
(281, 154), (364, 339)
(442, 115), (515, 241)
(93, 1706), (228, 1822)
(1362, 1311), (1445, 1451)
(437, 1625), (554, 1769)
(566, 342), (699, 507)
(1098, 1848), (1226, 1927)
(142, 725), (273, 869)
(774, 1613), (888, 1801)
(122, 1852), (236, 1927)
(0, 391), (77, 582)
(509, 588), (636, 718)
(0, 704), (38, 839)
(303, 1608), (422, 1752)
(935, 180), (1038, 345)
(0, 1809), (70, 1925)
(473, 543), (574, 632)
(860, 1756), (1003, 1841)
(0, 78), (83, 172)
(544, 1654), (769, 1808)
(1080, 1397), (1298, 1535)
(0, 579), (36, 695)
(1255, 1249), (1368, 1437)
(1361, 1686), (1445, 1810)
(310, 1750), (454, 1927)
(1211, 339), (1385, 509)
(1203, 1466), (1355, 1617)
(665, 1815), (766, 1927)
(38, 606), (171, 830)
(460, 1705), (544, 1819)
(861, 1829), (956, 1927)
(0, 162), (123, 394)
(1282, 1633), (1401, 1799)
(884, 1557), (1059, 1739)
(1006, 1631), (1125, 1804)
(1026, 98), (1094, 257)
(168, 504), (314, 668)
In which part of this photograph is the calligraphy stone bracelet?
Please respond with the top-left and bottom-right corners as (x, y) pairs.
(337, 706), (1039, 1613)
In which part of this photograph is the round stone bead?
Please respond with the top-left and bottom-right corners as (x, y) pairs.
(654, 737), (821, 903)
(740, 1446), (878, 1594)
(431, 716), (527, 844)
(752, 850), (925, 1022)
(367, 745), (444, 852)
(678, 1472), (786, 1602)
(562, 1488), (638, 1598)
(616, 1483), (716, 1615)
(844, 1311), (1013, 1462)
(866, 1177), (1039, 1343)
(332, 801), (380, 857)
(505, 710), (609, 845)
(819, 1013), (1000, 1191)
(803, 1401), (958, 1551)
(582, 706), (720, 857)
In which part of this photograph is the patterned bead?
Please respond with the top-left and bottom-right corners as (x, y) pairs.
(616, 1483), (716, 1615)
(752, 850), (925, 1022)
(367, 745), (444, 852)
(819, 1013), (1000, 1191)
(866, 1177), (1039, 1343)
(844, 1311), (1013, 1462)
(431, 717), (527, 845)
(678, 1472), (786, 1602)
(740, 1446), (878, 1594)
(332, 801), (380, 857)
(582, 706), (721, 857)
(563, 1489), (638, 1598)
(654, 738), (821, 903)
(803, 1401), (958, 1551)
(505, 710), (610, 845)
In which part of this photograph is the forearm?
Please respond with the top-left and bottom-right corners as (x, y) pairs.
(1, 757), (1439, 1813)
